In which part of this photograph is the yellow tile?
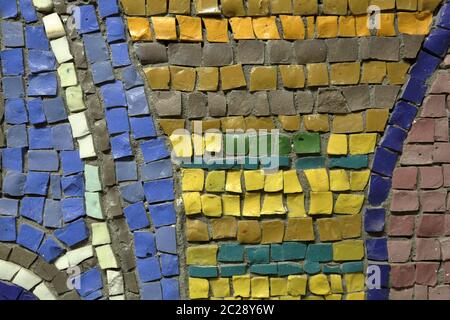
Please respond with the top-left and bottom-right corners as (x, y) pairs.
(182, 169), (204, 191)
(201, 194), (223, 217)
(370, 0), (395, 9)
(251, 277), (270, 298)
(293, 0), (318, 14)
(387, 62), (410, 85)
(205, 171), (226, 192)
(177, 15), (202, 42)
(192, 133), (205, 156)
(186, 219), (210, 242)
(330, 274), (343, 293)
(242, 192), (261, 217)
(333, 240), (365, 261)
(349, 133), (377, 155)
(279, 115), (301, 132)
(247, 0), (270, 15)
(168, 0), (190, 14)
(237, 220), (261, 243)
(127, 17), (152, 41)
(159, 119), (185, 136)
(121, 0), (146, 15)
(345, 273), (365, 292)
(226, 171), (242, 193)
(348, 0), (368, 14)
(279, 65), (305, 89)
(309, 192), (333, 215)
(279, 295), (301, 300)
(323, 0), (348, 14)
(304, 114), (328, 132)
(152, 17), (177, 40)
(253, 17), (280, 39)
(270, 278), (288, 296)
(304, 168), (329, 192)
(195, 0), (220, 14)
(249, 67), (277, 91)
(170, 133), (193, 158)
(332, 113), (364, 133)
(317, 218), (342, 241)
(244, 170), (265, 191)
(280, 15), (305, 40)
(287, 275), (307, 296)
(338, 214), (362, 239)
(229, 17), (255, 39)
(261, 220), (285, 243)
(220, 64), (247, 91)
(147, 0), (167, 15)
(397, 0), (417, 10)
(183, 192), (202, 215)
(309, 274), (331, 295)
(317, 16), (338, 38)
(270, 0), (292, 13)
(222, 194), (241, 216)
(377, 13), (396, 36)
(418, 0), (441, 11)
(361, 61), (386, 84)
(284, 217), (315, 241)
(303, 295), (324, 300)
(186, 245), (218, 265)
(203, 18), (229, 42)
(264, 171), (283, 192)
(345, 292), (365, 300)
(330, 62), (361, 85)
(330, 169), (350, 191)
(338, 16), (356, 37)
(283, 170), (303, 193)
(233, 275), (251, 298)
(196, 67), (219, 91)
(398, 12), (432, 35)
(144, 66), (170, 90)
(366, 109), (389, 132)
(334, 194), (365, 215)
(221, 116), (246, 131)
(210, 278), (230, 297)
(307, 63), (329, 87)
(261, 193), (286, 215)
(327, 134), (348, 155)
(189, 277), (209, 299)
(325, 294), (342, 300)
(245, 117), (275, 131)
(287, 194), (306, 217)
(306, 16), (315, 38)
(350, 170), (370, 191)
(355, 15), (370, 36)
(204, 132), (222, 152)
(191, 119), (221, 133)
(170, 66), (196, 91)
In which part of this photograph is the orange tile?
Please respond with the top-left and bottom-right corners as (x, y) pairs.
(127, 17), (152, 41)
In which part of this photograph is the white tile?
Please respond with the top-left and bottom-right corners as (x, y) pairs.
(92, 222), (111, 246)
(58, 62), (78, 87)
(32, 0), (54, 12)
(67, 245), (94, 267)
(33, 283), (57, 300)
(13, 268), (42, 290)
(96, 245), (118, 269)
(65, 85), (86, 112)
(78, 134), (96, 158)
(69, 111), (90, 138)
(43, 13), (65, 39)
(50, 37), (73, 64)
(109, 295), (125, 300)
(107, 270), (124, 296)
(0, 260), (21, 281)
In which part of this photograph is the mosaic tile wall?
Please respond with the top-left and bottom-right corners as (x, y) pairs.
(0, 0), (448, 300)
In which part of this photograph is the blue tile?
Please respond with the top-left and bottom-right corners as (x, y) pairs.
(389, 101), (418, 130)
(0, 282), (22, 300)
(120, 182), (145, 203)
(50, 174), (62, 199)
(18, 290), (38, 300)
(134, 231), (156, 258)
(37, 236), (65, 263)
(7, 124), (28, 148)
(5, 99), (27, 125)
(401, 78), (428, 105)
(111, 42), (131, 67)
(423, 27), (450, 57)
(1, 49), (24, 75)
(140, 138), (170, 163)
(43, 199), (62, 228)
(1, 21), (23, 47)
(161, 278), (180, 300)
(1, 147), (23, 172)
(0, 198), (19, 216)
(372, 147), (398, 177)
(19, 0), (37, 23)
(20, 197), (44, 224)
(24, 171), (49, 195)
(27, 98), (46, 125)
(54, 219), (89, 247)
(137, 256), (162, 282)
(76, 267), (103, 297)
(100, 81), (127, 108)
(105, 17), (126, 43)
(380, 125), (407, 153)
(0, 0), (18, 18)
(2, 171), (26, 196)
(2, 76), (24, 99)
(115, 160), (137, 182)
(28, 150), (59, 172)
(83, 289), (103, 300)
(17, 223), (45, 252)
(368, 264), (390, 288)
(61, 173), (85, 197)
(83, 32), (109, 63)
(149, 202), (176, 228)
(368, 174), (392, 206)
(28, 127), (52, 149)
(105, 107), (130, 134)
(74, 5), (99, 34)
(0, 217), (16, 241)
(140, 159), (173, 181)
(160, 253), (179, 277)
(25, 25), (49, 50)
(437, 2), (450, 29)
(110, 133), (133, 159)
(155, 226), (177, 254)
(366, 238), (388, 261)
(130, 116), (156, 139)
(140, 281), (162, 300)
(98, 0), (119, 17)
(52, 124), (74, 150)
(367, 288), (389, 300)
(43, 97), (68, 123)
(122, 65), (144, 89)
(364, 208), (386, 233)
(28, 50), (56, 74)
(28, 72), (58, 96)
(61, 198), (85, 222)
(126, 86), (149, 116)
(91, 60), (114, 85)
(124, 202), (150, 231)
(409, 50), (441, 81)
(60, 150), (84, 175)
(143, 178), (174, 204)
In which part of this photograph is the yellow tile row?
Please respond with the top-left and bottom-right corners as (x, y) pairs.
(127, 13), (432, 42)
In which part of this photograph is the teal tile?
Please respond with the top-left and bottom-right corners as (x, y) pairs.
(295, 156), (326, 169)
(322, 264), (342, 274)
(271, 242), (307, 261)
(246, 245), (269, 264)
(218, 244), (244, 263)
(341, 261), (364, 273)
(188, 266), (218, 278)
(219, 264), (247, 277)
(329, 155), (368, 169)
(306, 243), (333, 262)
(303, 260), (321, 275)
(277, 262), (303, 276)
(249, 263), (278, 275)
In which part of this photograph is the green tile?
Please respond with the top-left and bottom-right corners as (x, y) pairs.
(249, 263), (278, 275)
(329, 155), (368, 169)
(189, 266), (218, 278)
(271, 242), (307, 261)
(220, 264), (247, 277)
(277, 262), (303, 276)
(341, 261), (364, 273)
(245, 245), (269, 264)
(295, 156), (326, 169)
(305, 244), (333, 262)
(293, 132), (320, 154)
